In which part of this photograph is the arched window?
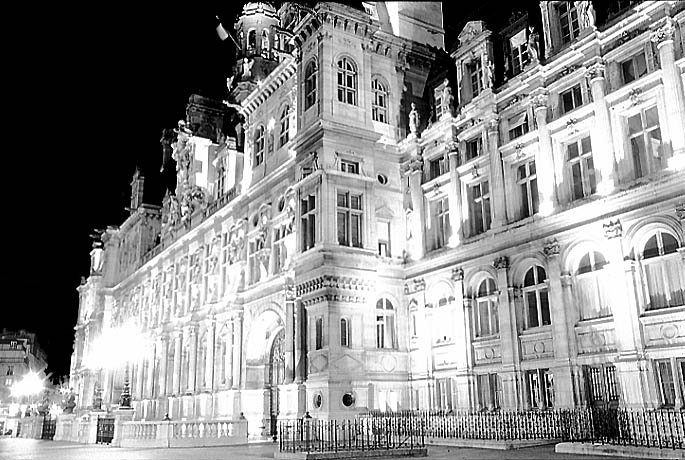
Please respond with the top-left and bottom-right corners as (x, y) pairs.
(431, 285), (455, 344)
(371, 79), (388, 123)
(337, 57), (357, 105)
(574, 251), (611, 320)
(305, 60), (317, 110)
(639, 231), (684, 310)
(340, 318), (350, 347)
(254, 125), (265, 166)
(279, 105), (290, 147)
(248, 29), (256, 52)
(522, 266), (551, 329)
(261, 29), (270, 57)
(475, 278), (499, 337)
(376, 298), (396, 349)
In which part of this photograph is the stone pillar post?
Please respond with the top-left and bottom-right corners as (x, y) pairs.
(285, 284), (296, 383)
(146, 345), (155, 399)
(531, 92), (557, 215)
(205, 319), (215, 391)
(447, 150), (463, 247)
(408, 161), (425, 260)
(651, 17), (685, 168)
(158, 336), (168, 396)
(294, 300), (305, 384)
(232, 313), (243, 389)
(172, 329), (182, 395)
(487, 119), (507, 227)
(494, 256), (521, 410)
(187, 325), (198, 393)
(452, 267), (474, 410)
(603, 219), (652, 408)
(586, 61), (616, 195)
(544, 239), (574, 408)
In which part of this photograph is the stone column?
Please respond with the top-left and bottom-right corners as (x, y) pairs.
(585, 61), (616, 195)
(146, 345), (155, 399)
(494, 256), (521, 410)
(651, 17), (685, 168)
(408, 159), (425, 260)
(205, 319), (215, 391)
(452, 267), (474, 410)
(531, 92), (557, 215)
(187, 325), (198, 393)
(158, 336), (168, 396)
(285, 284), (296, 383)
(544, 239), (574, 408)
(232, 313), (243, 389)
(487, 119), (507, 228)
(603, 219), (652, 408)
(172, 329), (182, 395)
(294, 300), (305, 384)
(225, 320), (234, 388)
(447, 150), (463, 247)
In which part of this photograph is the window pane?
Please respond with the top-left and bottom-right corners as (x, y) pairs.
(527, 291), (539, 327)
(531, 178), (539, 213)
(351, 214), (361, 247)
(645, 107), (659, 128)
(337, 211), (348, 245)
(628, 114), (643, 134)
(568, 142), (579, 159)
(662, 233), (678, 255)
(643, 235), (659, 259)
(581, 137), (592, 154)
(351, 195), (361, 210)
(540, 290), (551, 325)
(635, 53), (647, 79)
(524, 268), (535, 286)
(337, 192), (348, 207)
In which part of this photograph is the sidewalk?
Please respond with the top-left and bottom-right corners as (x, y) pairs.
(0, 438), (650, 460)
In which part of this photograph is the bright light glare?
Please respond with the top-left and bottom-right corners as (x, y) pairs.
(83, 322), (148, 369)
(11, 372), (44, 397)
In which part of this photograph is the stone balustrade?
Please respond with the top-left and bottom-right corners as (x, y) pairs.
(120, 419), (248, 448)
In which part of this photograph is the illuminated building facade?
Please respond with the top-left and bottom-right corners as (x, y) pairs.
(69, 1), (685, 438)
(0, 330), (48, 417)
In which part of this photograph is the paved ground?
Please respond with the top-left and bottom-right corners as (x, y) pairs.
(0, 438), (649, 460)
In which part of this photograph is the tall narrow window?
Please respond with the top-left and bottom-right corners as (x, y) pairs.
(376, 298), (396, 349)
(477, 373), (502, 410)
(434, 88), (444, 119)
(429, 197), (450, 250)
(508, 28), (528, 76)
(315, 316), (323, 350)
(628, 106), (663, 179)
(469, 181), (491, 235)
(305, 60), (317, 110)
(508, 112), (529, 140)
(527, 368), (554, 409)
(568, 136), (596, 200)
(558, 2), (580, 44)
(300, 194), (316, 251)
(340, 318), (350, 347)
(584, 364), (620, 407)
(621, 52), (648, 85)
(372, 79), (388, 123)
(560, 84), (583, 113)
(575, 251), (611, 320)
(279, 105), (290, 148)
(254, 126), (265, 166)
(517, 160), (539, 218)
(337, 57), (357, 105)
(475, 278), (499, 337)
(337, 191), (363, 248)
(465, 137), (483, 162)
(656, 360), (676, 407)
(522, 266), (551, 328)
(377, 221), (391, 257)
(249, 240), (260, 285)
(640, 231), (685, 310)
(272, 226), (286, 274)
(469, 58), (483, 98)
(248, 29), (257, 52)
(215, 158), (226, 199)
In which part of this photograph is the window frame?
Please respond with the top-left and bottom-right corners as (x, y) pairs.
(527, 368), (555, 409)
(300, 193), (317, 252)
(469, 180), (491, 235)
(254, 125), (265, 166)
(516, 160), (539, 219)
(474, 278), (499, 338)
(621, 52), (648, 85)
(560, 84), (583, 114)
(279, 105), (290, 148)
(376, 298), (397, 349)
(558, 1), (580, 45)
(340, 317), (350, 347)
(371, 79), (388, 123)
(508, 112), (529, 141)
(429, 196), (450, 250)
(337, 191), (363, 248)
(627, 105), (663, 179)
(337, 57), (358, 106)
(522, 266), (551, 329)
(567, 135), (596, 200)
(305, 60), (318, 110)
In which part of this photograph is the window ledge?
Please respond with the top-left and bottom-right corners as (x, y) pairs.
(520, 325), (553, 336)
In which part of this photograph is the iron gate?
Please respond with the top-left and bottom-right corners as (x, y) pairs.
(96, 416), (115, 444)
(41, 416), (56, 440)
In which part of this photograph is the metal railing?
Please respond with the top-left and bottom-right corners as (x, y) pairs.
(279, 418), (425, 453)
(360, 408), (684, 450)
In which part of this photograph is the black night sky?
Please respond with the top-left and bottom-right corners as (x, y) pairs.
(3, 0), (582, 381)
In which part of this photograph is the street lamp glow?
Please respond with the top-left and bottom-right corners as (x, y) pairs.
(83, 321), (148, 370)
(10, 372), (44, 398)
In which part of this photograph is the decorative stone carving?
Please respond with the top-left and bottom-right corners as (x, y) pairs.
(566, 118), (578, 134)
(543, 239), (560, 257)
(585, 61), (605, 81)
(676, 204), (685, 221)
(484, 60), (495, 89)
(575, 1), (596, 29)
(530, 92), (548, 111)
(629, 88), (642, 106)
(241, 57), (254, 79)
(526, 26), (540, 63)
(408, 102), (420, 137)
(442, 79), (454, 116)
(650, 17), (675, 45)
(493, 256), (509, 270)
(603, 219), (623, 239)
(514, 143), (525, 159)
(228, 219), (247, 264)
(285, 283), (297, 301)
(451, 267), (464, 282)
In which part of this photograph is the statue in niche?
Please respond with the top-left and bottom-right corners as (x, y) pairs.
(256, 214), (269, 250)
(527, 26), (540, 63)
(485, 60), (495, 88)
(408, 102), (420, 136)
(441, 79), (454, 116)
(90, 241), (104, 274)
(575, 1), (596, 29)
(242, 58), (254, 79)
(285, 196), (296, 234)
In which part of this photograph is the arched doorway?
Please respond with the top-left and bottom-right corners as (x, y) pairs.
(268, 329), (285, 437)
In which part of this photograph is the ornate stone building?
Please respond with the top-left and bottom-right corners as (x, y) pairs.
(69, 1), (685, 438)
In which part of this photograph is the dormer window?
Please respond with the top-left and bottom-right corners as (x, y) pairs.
(558, 2), (580, 45)
(508, 28), (529, 76)
(254, 125), (265, 166)
(469, 58), (484, 98)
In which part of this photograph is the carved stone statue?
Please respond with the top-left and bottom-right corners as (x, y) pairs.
(90, 242), (104, 274)
(242, 58), (254, 79)
(441, 79), (454, 116)
(62, 390), (76, 414)
(408, 102), (420, 136)
(485, 60), (495, 88)
(575, 1), (596, 29)
(226, 75), (235, 92)
(527, 26), (540, 63)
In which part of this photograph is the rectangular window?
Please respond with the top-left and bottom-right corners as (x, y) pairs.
(340, 318), (350, 347)
(621, 52), (648, 85)
(249, 240), (260, 285)
(469, 58), (483, 98)
(465, 137), (482, 162)
(508, 28), (528, 76)
(516, 160), (539, 218)
(508, 112), (529, 141)
(337, 191), (363, 248)
(9, 341), (17, 350)
(584, 364), (620, 406)
(558, 2), (580, 44)
(215, 159), (226, 199)
(434, 90), (444, 118)
(477, 373), (502, 410)
(340, 159), (360, 174)
(656, 360), (676, 407)
(427, 156), (446, 181)
(430, 197), (450, 250)
(568, 136), (596, 200)
(272, 226), (286, 274)
(469, 181), (491, 235)
(315, 316), (323, 350)
(561, 84), (583, 114)
(377, 221), (391, 257)
(628, 106), (663, 179)
(300, 194), (316, 251)
(528, 368), (554, 409)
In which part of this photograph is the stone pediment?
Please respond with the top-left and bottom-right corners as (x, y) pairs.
(458, 21), (485, 44)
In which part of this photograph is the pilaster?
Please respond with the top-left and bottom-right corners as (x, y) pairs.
(585, 60), (616, 195)
(487, 119), (507, 227)
(447, 150), (463, 247)
(531, 92), (557, 215)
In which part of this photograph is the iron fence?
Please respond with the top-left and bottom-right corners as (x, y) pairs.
(360, 408), (684, 450)
(278, 418), (425, 453)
